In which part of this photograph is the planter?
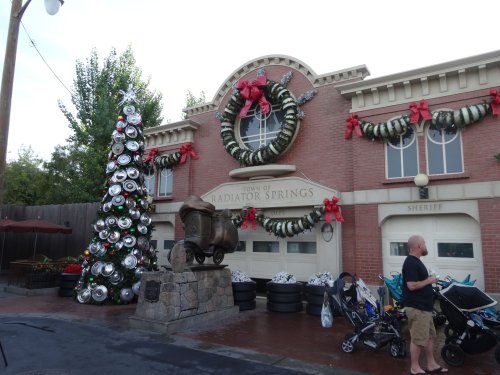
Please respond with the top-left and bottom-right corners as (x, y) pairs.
(232, 281), (257, 311)
(25, 272), (60, 289)
(304, 284), (340, 316)
(266, 282), (303, 313)
(58, 273), (80, 297)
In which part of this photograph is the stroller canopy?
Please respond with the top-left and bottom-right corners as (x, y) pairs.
(440, 283), (497, 312)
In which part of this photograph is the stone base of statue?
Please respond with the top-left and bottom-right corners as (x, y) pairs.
(129, 265), (238, 334)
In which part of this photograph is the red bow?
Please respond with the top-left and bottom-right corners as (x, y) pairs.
(323, 197), (344, 223)
(180, 144), (199, 164)
(409, 100), (432, 124)
(236, 75), (270, 118)
(145, 148), (158, 164)
(490, 89), (500, 116)
(241, 208), (257, 230)
(345, 113), (362, 139)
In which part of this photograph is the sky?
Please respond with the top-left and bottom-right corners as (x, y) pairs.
(1, 0), (499, 161)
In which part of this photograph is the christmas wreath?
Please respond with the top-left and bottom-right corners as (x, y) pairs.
(345, 88), (500, 142)
(217, 69), (317, 166)
(231, 196), (344, 238)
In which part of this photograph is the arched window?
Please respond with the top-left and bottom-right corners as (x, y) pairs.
(386, 126), (418, 178)
(158, 168), (173, 197)
(144, 167), (156, 196)
(426, 123), (463, 175)
(238, 101), (285, 150)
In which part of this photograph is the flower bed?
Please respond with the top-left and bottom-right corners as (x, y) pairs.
(8, 256), (76, 289)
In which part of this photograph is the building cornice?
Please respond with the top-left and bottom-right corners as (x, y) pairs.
(184, 54), (370, 117)
(143, 119), (200, 149)
(339, 50), (500, 112)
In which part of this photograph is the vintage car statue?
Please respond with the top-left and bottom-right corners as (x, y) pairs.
(172, 195), (239, 265)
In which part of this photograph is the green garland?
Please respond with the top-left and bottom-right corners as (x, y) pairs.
(219, 79), (298, 166)
(152, 151), (182, 168)
(359, 102), (490, 141)
(232, 207), (328, 238)
(144, 145), (198, 169)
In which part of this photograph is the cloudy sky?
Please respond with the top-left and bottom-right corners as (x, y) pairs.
(1, 0), (498, 161)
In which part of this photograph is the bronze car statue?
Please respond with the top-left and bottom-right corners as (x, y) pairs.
(176, 195), (239, 265)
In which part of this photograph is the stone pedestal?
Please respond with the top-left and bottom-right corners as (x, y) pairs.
(129, 265), (238, 334)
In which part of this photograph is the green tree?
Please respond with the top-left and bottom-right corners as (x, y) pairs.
(4, 146), (49, 205)
(182, 90), (206, 119)
(45, 46), (163, 203)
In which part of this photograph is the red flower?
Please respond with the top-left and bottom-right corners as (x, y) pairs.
(62, 264), (82, 274)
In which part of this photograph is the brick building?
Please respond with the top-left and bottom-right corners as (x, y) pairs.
(143, 51), (500, 298)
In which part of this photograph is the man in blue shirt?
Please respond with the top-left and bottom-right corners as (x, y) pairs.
(402, 235), (448, 375)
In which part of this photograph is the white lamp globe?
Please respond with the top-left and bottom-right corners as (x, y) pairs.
(44, 0), (62, 15)
(414, 173), (429, 187)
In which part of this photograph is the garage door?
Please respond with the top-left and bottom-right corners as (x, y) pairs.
(151, 222), (175, 268)
(382, 214), (484, 290)
(223, 223), (340, 283)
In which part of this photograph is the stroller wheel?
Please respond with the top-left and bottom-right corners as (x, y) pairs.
(441, 343), (465, 367)
(389, 339), (406, 358)
(341, 333), (356, 353)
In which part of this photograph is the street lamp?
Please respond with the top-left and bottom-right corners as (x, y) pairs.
(414, 173), (429, 199)
(0, 0), (63, 205)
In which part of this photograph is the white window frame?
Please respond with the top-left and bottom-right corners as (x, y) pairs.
(385, 123), (419, 179)
(425, 115), (464, 176)
(158, 168), (173, 197)
(237, 101), (283, 150)
(144, 167), (156, 196)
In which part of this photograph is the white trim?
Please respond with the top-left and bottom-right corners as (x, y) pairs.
(341, 181), (500, 205)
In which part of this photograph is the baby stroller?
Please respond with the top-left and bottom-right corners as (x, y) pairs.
(380, 272), (447, 326)
(331, 272), (406, 358)
(438, 282), (500, 366)
(438, 275), (500, 330)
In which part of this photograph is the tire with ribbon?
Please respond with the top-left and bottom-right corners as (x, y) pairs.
(266, 282), (303, 313)
(58, 273), (79, 297)
(232, 281), (257, 311)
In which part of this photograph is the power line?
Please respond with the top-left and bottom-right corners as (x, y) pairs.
(19, 20), (72, 96)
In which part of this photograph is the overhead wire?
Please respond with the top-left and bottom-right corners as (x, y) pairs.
(19, 20), (72, 96)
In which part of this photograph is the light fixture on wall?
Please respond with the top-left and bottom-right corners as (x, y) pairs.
(414, 173), (429, 199)
(146, 196), (156, 213)
(321, 222), (334, 242)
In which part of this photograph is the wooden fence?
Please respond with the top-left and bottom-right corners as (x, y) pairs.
(0, 203), (100, 270)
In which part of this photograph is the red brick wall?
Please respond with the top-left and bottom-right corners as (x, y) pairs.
(479, 197), (500, 292)
(156, 61), (500, 291)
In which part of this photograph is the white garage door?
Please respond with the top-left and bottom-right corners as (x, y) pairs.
(151, 222), (175, 268)
(382, 214), (484, 290)
(224, 223), (340, 282)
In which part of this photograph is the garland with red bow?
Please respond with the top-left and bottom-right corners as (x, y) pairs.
(232, 196), (344, 238)
(345, 90), (499, 141)
(217, 69), (316, 167)
(145, 144), (199, 169)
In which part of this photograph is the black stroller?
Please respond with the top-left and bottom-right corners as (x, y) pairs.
(331, 272), (406, 358)
(438, 282), (500, 366)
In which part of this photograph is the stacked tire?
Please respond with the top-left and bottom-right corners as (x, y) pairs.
(266, 282), (303, 313)
(232, 281), (257, 311)
(58, 273), (79, 297)
(305, 284), (326, 316)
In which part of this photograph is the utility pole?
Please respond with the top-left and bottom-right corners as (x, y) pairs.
(0, 0), (24, 205)
(0, 0), (62, 205)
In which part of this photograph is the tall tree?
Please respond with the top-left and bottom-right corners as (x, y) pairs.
(4, 146), (49, 205)
(182, 90), (206, 119)
(45, 46), (163, 203)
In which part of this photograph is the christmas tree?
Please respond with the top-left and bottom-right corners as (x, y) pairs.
(75, 85), (158, 304)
